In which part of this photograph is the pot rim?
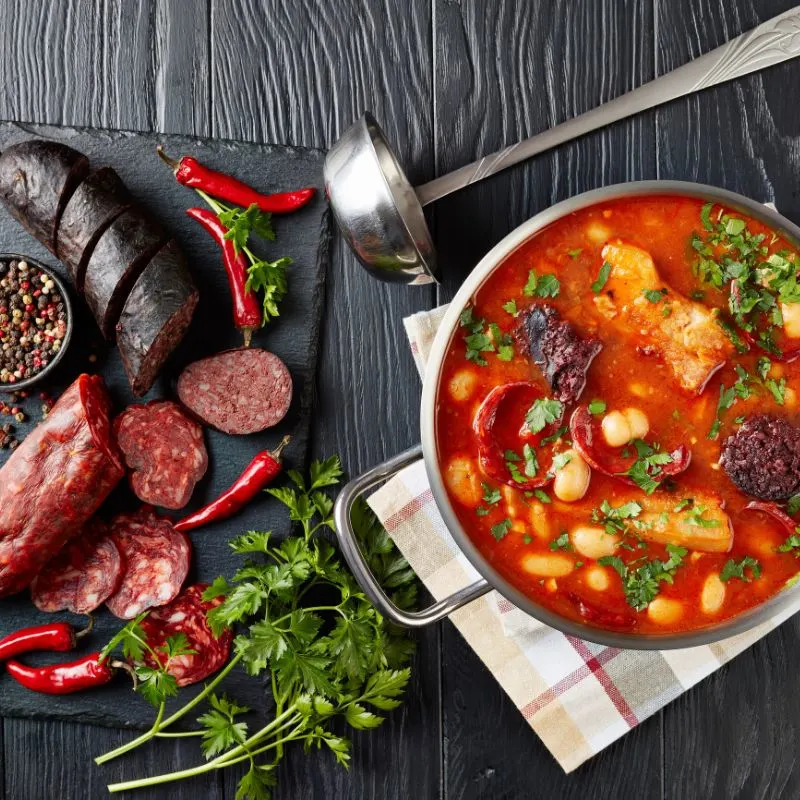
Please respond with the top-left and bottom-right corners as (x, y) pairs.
(420, 179), (800, 650)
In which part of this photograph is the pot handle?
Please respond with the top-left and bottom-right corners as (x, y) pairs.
(333, 443), (492, 628)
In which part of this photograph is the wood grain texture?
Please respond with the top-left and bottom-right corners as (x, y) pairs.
(209, 1), (440, 798)
(2, 0), (800, 798)
(432, 1), (661, 796)
(654, 2), (800, 798)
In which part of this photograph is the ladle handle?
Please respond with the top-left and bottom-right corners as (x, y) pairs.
(415, 5), (800, 207)
(332, 443), (491, 628)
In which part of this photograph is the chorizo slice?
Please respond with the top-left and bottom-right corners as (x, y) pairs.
(177, 348), (292, 435)
(114, 400), (208, 510)
(599, 241), (732, 394)
(116, 240), (199, 397)
(83, 207), (169, 339)
(56, 166), (131, 291)
(106, 507), (192, 620)
(0, 374), (124, 598)
(138, 584), (232, 687)
(0, 139), (89, 252)
(30, 520), (124, 614)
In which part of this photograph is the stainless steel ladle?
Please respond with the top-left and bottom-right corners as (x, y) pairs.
(324, 6), (800, 285)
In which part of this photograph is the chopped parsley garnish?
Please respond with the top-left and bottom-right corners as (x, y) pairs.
(683, 505), (721, 528)
(777, 533), (800, 555)
(525, 398), (563, 434)
(523, 534), (533, 545)
(691, 204), (800, 357)
(523, 444), (538, 478)
(533, 489), (551, 504)
(622, 440), (673, 495)
(592, 499), (643, 535)
(591, 262), (612, 293)
(459, 307), (494, 366)
(766, 376), (786, 405)
(588, 399), (607, 416)
(708, 384), (736, 440)
(787, 495), (800, 516)
(502, 299), (518, 316)
(481, 483), (501, 505)
(540, 426), (569, 446)
(491, 519), (513, 541)
(523, 269), (560, 298)
(673, 498), (694, 513)
(489, 322), (515, 362)
(567, 248), (583, 259)
(599, 544), (687, 610)
(550, 452), (572, 473)
(476, 507), (489, 517)
(549, 532), (572, 552)
(720, 556), (761, 583)
(643, 288), (667, 303)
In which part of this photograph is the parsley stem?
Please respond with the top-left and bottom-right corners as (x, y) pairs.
(154, 731), (205, 738)
(106, 708), (301, 793)
(95, 651), (244, 765)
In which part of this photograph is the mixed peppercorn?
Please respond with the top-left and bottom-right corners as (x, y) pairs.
(0, 259), (68, 385)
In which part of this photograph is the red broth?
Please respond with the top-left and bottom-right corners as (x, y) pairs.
(435, 195), (800, 634)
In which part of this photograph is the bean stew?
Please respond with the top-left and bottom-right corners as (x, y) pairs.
(435, 195), (800, 634)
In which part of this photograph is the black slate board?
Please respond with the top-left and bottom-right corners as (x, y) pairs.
(0, 122), (331, 729)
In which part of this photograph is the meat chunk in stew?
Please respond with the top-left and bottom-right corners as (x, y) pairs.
(599, 241), (732, 394)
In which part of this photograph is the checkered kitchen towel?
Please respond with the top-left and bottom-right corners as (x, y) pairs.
(367, 304), (800, 773)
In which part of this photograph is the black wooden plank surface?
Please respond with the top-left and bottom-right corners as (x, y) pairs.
(1, 0), (800, 798)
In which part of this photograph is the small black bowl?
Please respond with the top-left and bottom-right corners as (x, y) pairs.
(0, 253), (74, 392)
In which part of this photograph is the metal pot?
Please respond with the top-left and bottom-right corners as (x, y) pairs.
(333, 180), (800, 649)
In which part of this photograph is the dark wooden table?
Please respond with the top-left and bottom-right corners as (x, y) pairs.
(1, 1), (799, 797)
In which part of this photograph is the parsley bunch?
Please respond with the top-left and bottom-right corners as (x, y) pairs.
(97, 457), (417, 800)
(196, 189), (292, 324)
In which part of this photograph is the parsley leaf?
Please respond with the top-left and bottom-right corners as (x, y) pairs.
(588, 399), (606, 416)
(590, 262), (611, 293)
(218, 203), (276, 253)
(502, 299), (518, 316)
(600, 544), (687, 610)
(523, 443), (538, 478)
(549, 532), (572, 551)
(491, 518), (513, 540)
(246, 256), (292, 323)
(788, 495), (800, 516)
(720, 556), (761, 582)
(643, 288), (667, 303)
(525, 398), (563, 434)
(523, 269), (561, 298)
(550, 452), (572, 473)
(777, 533), (800, 555)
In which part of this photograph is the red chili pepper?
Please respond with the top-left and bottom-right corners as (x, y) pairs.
(569, 406), (691, 486)
(743, 500), (798, 534)
(187, 207), (262, 347)
(158, 147), (315, 214)
(473, 382), (560, 489)
(0, 619), (92, 662)
(175, 435), (291, 533)
(4, 652), (125, 695)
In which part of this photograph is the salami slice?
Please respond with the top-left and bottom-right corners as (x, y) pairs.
(114, 401), (208, 510)
(30, 519), (124, 614)
(177, 348), (293, 435)
(106, 507), (191, 620)
(0, 374), (124, 598)
(139, 584), (231, 687)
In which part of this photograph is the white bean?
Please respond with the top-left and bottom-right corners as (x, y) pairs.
(552, 449), (591, 502)
(700, 573), (726, 615)
(448, 369), (478, 402)
(623, 408), (649, 440)
(444, 456), (482, 507)
(601, 411), (631, 447)
(520, 552), (573, 577)
(570, 525), (619, 560)
(646, 597), (683, 625)
(584, 565), (610, 591)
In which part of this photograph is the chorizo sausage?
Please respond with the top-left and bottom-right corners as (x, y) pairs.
(0, 374), (124, 598)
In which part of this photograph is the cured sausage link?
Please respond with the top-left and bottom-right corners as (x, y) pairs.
(0, 374), (124, 598)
